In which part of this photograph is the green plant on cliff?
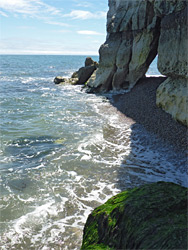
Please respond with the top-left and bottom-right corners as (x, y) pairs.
(81, 182), (187, 250)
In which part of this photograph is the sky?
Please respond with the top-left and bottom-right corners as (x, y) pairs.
(0, 0), (108, 55)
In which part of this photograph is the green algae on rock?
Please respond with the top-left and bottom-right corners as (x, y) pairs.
(81, 182), (187, 250)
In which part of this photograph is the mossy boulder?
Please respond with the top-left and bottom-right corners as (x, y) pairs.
(81, 182), (187, 250)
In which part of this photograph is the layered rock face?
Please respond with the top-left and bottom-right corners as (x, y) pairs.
(88, 0), (161, 91)
(87, 0), (187, 125)
(156, 2), (188, 125)
(81, 182), (187, 250)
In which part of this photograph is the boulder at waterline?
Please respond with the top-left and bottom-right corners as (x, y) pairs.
(72, 57), (98, 85)
(81, 182), (187, 250)
(54, 76), (65, 84)
(84, 57), (99, 68)
(156, 77), (188, 126)
(72, 65), (96, 85)
(54, 57), (98, 86)
(54, 76), (79, 85)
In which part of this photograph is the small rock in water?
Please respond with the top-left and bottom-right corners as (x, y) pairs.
(54, 76), (65, 84)
(54, 76), (78, 85)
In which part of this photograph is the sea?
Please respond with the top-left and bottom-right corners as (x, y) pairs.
(0, 55), (187, 250)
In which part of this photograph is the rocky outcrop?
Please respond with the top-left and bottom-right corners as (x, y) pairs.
(72, 57), (98, 85)
(87, 0), (161, 92)
(157, 77), (188, 125)
(54, 76), (78, 85)
(81, 182), (187, 250)
(86, 0), (187, 125)
(54, 57), (98, 85)
(156, 2), (187, 78)
(155, 2), (188, 126)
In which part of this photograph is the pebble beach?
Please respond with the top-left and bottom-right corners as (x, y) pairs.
(111, 77), (187, 153)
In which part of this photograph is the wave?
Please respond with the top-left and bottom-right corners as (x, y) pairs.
(0, 55), (187, 249)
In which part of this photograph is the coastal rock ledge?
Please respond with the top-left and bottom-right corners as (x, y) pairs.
(86, 0), (188, 126)
(54, 57), (98, 85)
(81, 182), (187, 250)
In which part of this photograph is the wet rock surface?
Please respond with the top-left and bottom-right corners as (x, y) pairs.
(81, 182), (188, 250)
(54, 57), (98, 85)
(54, 76), (78, 85)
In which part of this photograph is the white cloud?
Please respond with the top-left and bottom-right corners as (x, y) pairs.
(0, 0), (61, 16)
(64, 10), (106, 20)
(0, 10), (8, 17)
(54, 30), (71, 34)
(77, 30), (103, 36)
(92, 40), (102, 44)
(74, 2), (93, 8)
(0, 0), (71, 30)
(45, 21), (70, 27)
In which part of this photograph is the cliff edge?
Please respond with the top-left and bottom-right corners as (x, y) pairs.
(87, 0), (188, 126)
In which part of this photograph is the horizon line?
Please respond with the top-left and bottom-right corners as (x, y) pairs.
(0, 53), (99, 56)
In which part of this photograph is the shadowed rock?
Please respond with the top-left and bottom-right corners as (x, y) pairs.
(156, 3), (188, 126)
(72, 57), (98, 85)
(54, 76), (78, 85)
(86, 0), (188, 125)
(54, 57), (98, 85)
(87, 0), (161, 92)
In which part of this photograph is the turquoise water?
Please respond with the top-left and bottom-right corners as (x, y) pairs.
(0, 55), (187, 249)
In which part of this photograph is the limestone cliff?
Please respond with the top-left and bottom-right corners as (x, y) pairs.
(87, 0), (188, 126)
(156, 2), (188, 125)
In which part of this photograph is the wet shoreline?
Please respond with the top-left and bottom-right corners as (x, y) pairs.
(110, 77), (187, 153)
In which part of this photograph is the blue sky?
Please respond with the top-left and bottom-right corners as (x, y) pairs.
(0, 0), (108, 55)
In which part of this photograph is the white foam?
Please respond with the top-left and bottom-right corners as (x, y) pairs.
(146, 74), (164, 77)
(81, 155), (91, 161)
(5, 197), (68, 241)
(17, 196), (35, 202)
(41, 87), (50, 91)
(1, 73), (187, 250)
(27, 89), (37, 92)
